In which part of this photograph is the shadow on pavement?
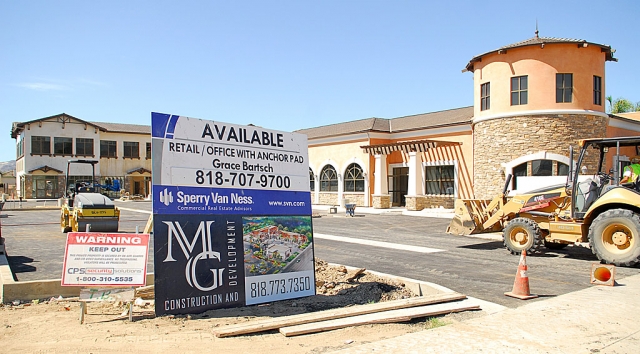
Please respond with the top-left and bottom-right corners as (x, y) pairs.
(457, 241), (504, 250)
(7, 255), (38, 279)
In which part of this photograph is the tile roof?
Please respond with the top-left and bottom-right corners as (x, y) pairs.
(91, 121), (151, 134)
(611, 112), (640, 123)
(295, 117), (390, 139)
(389, 106), (473, 132)
(294, 106), (473, 140)
(464, 36), (617, 72)
(11, 113), (151, 138)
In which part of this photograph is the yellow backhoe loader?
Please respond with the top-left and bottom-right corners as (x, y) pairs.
(447, 136), (640, 267)
(60, 159), (120, 233)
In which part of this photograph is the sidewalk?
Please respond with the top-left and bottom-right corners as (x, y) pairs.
(331, 273), (640, 354)
(313, 204), (456, 219)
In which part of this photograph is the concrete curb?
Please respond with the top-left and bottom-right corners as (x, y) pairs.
(328, 262), (506, 315)
(0, 271), (155, 303)
(1, 238), (155, 303)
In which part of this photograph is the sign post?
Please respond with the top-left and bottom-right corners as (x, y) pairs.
(151, 112), (315, 316)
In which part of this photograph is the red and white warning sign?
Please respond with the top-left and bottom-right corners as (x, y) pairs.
(61, 233), (150, 287)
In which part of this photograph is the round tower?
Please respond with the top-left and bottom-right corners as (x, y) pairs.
(464, 34), (617, 198)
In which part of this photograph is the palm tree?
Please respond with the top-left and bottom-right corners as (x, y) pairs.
(607, 97), (639, 114)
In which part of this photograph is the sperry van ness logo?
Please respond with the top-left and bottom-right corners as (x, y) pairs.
(162, 220), (227, 291)
(159, 188), (173, 206)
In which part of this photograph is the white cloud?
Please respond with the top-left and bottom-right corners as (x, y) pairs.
(18, 82), (68, 91)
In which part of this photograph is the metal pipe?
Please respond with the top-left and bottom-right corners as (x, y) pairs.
(503, 174), (513, 196)
(526, 211), (553, 217)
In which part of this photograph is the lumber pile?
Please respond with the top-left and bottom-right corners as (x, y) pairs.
(213, 292), (478, 338)
(135, 285), (155, 300)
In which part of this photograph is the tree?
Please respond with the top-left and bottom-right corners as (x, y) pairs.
(608, 96), (640, 114)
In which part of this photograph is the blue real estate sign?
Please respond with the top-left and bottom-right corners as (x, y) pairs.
(151, 113), (315, 316)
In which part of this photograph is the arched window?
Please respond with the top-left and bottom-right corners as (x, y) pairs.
(344, 163), (364, 192)
(320, 165), (338, 192)
(513, 159), (569, 189)
(309, 168), (315, 191)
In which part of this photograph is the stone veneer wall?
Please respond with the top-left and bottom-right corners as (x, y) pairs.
(23, 175), (33, 199)
(473, 114), (607, 199)
(342, 193), (365, 206)
(424, 195), (455, 209)
(404, 196), (425, 211)
(372, 195), (391, 209)
(318, 192), (339, 205)
(405, 195), (455, 210)
(316, 193), (366, 206)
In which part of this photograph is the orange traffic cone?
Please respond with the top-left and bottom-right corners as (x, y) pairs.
(505, 250), (538, 300)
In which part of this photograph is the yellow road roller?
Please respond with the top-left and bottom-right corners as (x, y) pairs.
(60, 159), (120, 233)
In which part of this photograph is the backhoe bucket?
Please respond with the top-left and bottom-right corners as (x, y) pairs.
(447, 199), (499, 235)
(447, 199), (480, 235)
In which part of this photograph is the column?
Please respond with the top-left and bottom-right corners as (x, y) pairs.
(374, 154), (388, 195)
(405, 152), (424, 211)
(372, 154), (390, 209)
(314, 174), (320, 204)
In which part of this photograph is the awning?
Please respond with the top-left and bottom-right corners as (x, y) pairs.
(360, 139), (461, 155)
(28, 165), (64, 174)
(127, 167), (151, 175)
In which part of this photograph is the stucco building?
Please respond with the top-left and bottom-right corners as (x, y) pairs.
(10, 114), (151, 199)
(9, 33), (640, 205)
(298, 34), (640, 210)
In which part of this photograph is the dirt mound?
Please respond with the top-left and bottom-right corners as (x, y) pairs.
(1, 258), (427, 353)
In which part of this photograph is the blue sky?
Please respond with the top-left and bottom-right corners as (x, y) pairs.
(1, 1), (639, 163)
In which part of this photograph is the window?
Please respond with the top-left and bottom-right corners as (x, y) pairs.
(344, 163), (365, 192)
(33, 175), (60, 199)
(146, 142), (152, 159)
(76, 138), (94, 156)
(17, 139), (24, 158)
(319, 165), (338, 192)
(593, 75), (602, 105)
(31, 136), (51, 155)
(425, 165), (455, 195)
(512, 159), (569, 189)
(309, 168), (315, 191)
(531, 160), (553, 176)
(100, 140), (117, 158)
(54, 137), (73, 155)
(481, 82), (490, 111)
(556, 73), (573, 103)
(511, 76), (528, 105)
(124, 142), (140, 158)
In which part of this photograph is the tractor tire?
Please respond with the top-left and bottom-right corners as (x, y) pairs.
(544, 241), (569, 250)
(588, 209), (640, 267)
(503, 217), (543, 255)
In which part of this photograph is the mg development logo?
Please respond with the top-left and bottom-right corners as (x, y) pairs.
(162, 220), (229, 291)
(159, 188), (173, 206)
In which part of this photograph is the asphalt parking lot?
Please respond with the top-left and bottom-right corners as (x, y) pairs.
(1, 200), (154, 281)
(3, 199), (640, 310)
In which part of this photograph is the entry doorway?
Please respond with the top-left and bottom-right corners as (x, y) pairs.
(388, 167), (408, 206)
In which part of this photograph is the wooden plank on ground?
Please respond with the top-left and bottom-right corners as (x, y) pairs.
(212, 292), (466, 338)
(280, 302), (480, 337)
(345, 268), (366, 282)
